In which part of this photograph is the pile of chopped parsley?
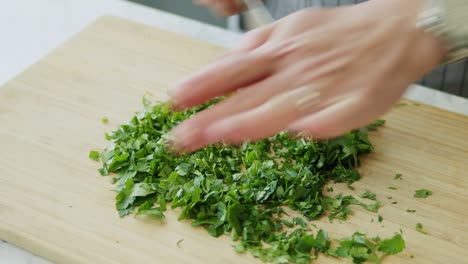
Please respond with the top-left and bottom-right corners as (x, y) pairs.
(90, 98), (405, 263)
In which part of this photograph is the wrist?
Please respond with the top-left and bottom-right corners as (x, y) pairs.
(417, 0), (468, 64)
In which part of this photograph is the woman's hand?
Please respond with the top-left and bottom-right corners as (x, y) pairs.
(193, 0), (246, 16)
(169, 0), (446, 152)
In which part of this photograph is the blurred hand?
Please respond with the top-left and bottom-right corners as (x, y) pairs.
(169, 0), (446, 152)
(193, 0), (246, 16)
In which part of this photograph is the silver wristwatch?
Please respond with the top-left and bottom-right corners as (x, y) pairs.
(418, 0), (468, 64)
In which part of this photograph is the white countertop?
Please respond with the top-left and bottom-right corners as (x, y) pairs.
(0, 1), (467, 264)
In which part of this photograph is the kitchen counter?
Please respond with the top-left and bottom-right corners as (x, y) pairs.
(0, 1), (467, 264)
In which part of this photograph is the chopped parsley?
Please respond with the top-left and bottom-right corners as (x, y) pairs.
(359, 190), (376, 200)
(89, 150), (100, 162)
(322, 194), (381, 221)
(91, 99), (400, 263)
(329, 233), (405, 263)
(416, 223), (428, 234)
(414, 189), (432, 198)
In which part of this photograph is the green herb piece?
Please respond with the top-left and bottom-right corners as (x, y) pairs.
(414, 189), (432, 198)
(406, 209), (416, 213)
(89, 150), (100, 161)
(377, 234), (406, 255)
(395, 102), (407, 108)
(388, 187), (397, 190)
(364, 202), (381, 213)
(359, 190), (376, 200)
(176, 239), (184, 248)
(394, 173), (402, 180)
(135, 201), (164, 220)
(378, 215), (383, 223)
(347, 184), (355, 190)
(102, 117), (109, 124)
(386, 196), (392, 200)
(416, 223), (428, 234)
(91, 99), (395, 263)
(391, 202), (398, 205)
(365, 119), (386, 131)
(326, 187), (334, 192)
(329, 232), (405, 263)
(234, 243), (246, 253)
(322, 194), (380, 221)
(293, 217), (308, 228)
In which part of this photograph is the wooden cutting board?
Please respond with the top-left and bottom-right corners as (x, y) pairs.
(0, 16), (467, 264)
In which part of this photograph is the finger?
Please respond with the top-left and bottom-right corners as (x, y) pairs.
(215, 24), (274, 61)
(168, 24), (275, 109)
(169, 50), (275, 109)
(287, 94), (388, 139)
(234, 23), (275, 52)
(203, 85), (323, 144)
(168, 73), (294, 151)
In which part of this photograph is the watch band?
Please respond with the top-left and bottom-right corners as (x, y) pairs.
(418, 0), (468, 64)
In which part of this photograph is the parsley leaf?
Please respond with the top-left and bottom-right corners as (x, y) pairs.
(414, 189), (432, 198)
(91, 99), (399, 263)
(89, 150), (100, 161)
(378, 215), (383, 223)
(359, 190), (376, 200)
(135, 201), (165, 220)
(378, 234), (406, 255)
(330, 232), (405, 263)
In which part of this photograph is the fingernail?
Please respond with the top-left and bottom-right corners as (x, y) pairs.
(166, 85), (186, 111)
(163, 133), (183, 154)
(166, 99), (186, 112)
(288, 129), (304, 138)
(166, 84), (179, 99)
(166, 126), (202, 153)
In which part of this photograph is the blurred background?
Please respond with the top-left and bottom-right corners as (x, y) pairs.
(0, 0), (467, 99)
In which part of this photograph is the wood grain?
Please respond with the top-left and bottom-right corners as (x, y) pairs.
(0, 16), (467, 264)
